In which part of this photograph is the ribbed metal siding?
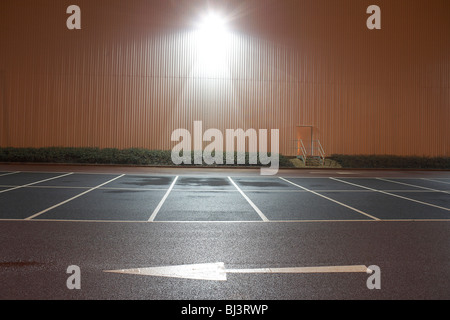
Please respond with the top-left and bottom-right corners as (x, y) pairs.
(0, 0), (449, 156)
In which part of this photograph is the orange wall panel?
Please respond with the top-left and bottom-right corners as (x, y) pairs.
(0, 0), (449, 156)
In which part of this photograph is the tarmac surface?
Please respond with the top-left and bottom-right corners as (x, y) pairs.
(0, 164), (449, 302)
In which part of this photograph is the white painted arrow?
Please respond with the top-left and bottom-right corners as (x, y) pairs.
(104, 263), (372, 281)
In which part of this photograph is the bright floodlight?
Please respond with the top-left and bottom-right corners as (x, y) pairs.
(195, 11), (231, 77)
(198, 12), (228, 40)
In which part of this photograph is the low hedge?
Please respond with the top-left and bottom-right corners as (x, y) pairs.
(328, 154), (450, 169)
(1, 148), (448, 169)
(0, 147), (294, 168)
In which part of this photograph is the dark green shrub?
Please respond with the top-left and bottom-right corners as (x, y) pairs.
(328, 154), (450, 169)
(0, 147), (294, 168)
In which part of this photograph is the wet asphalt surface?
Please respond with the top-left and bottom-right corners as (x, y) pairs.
(0, 166), (449, 303)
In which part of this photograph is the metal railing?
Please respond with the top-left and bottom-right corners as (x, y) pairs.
(293, 140), (308, 164)
(293, 139), (325, 165)
(315, 140), (326, 165)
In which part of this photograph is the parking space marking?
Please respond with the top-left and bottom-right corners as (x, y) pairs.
(377, 178), (450, 194)
(0, 185), (438, 193)
(5, 185), (90, 190)
(228, 177), (269, 222)
(331, 177), (450, 212)
(148, 176), (179, 222)
(2, 217), (450, 223)
(0, 171), (20, 177)
(422, 178), (450, 186)
(279, 177), (380, 221)
(170, 189), (238, 193)
(0, 172), (74, 194)
(0, 185), (175, 191)
(101, 187), (170, 191)
(0, 171), (448, 223)
(25, 174), (125, 220)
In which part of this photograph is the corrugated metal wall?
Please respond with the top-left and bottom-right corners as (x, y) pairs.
(0, 0), (449, 156)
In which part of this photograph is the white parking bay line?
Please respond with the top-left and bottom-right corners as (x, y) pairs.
(331, 177), (450, 212)
(0, 172), (74, 194)
(279, 177), (380, 221)
(25, 174), (125, 220)
(421, 178), (450, 186)
(337, 172), (359, 175)
(228, 177), (269, 222)
(376, 177), (450, 194)
(148, 176), (179, 222)
(0, 171), (20, 177)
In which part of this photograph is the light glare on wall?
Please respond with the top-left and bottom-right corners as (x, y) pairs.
(195, 11), (231, 77)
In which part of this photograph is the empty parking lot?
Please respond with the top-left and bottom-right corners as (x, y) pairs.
(0, 165), (449, 302)
(0, 169), (449, 222)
